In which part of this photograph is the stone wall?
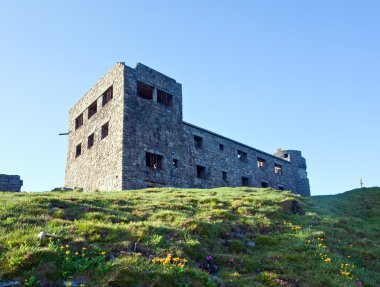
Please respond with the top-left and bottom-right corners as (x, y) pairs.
(0, 174), (23, 192)
(65, 62), (310, 196)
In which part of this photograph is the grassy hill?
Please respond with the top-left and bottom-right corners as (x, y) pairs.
(0, 187), (379, 287)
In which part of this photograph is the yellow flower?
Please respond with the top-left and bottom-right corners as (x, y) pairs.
(182, 258), (188, 262)
(178, 262), (185, 268)
(82, 247), (87, 250)
(60, 246), (64, 249)
(65, 245), (69, 248)
(66, 282), (72, 287)
(101, 251), (106, 255)
(173, 257), (180, 262)
(65, 250), (70, 255)
(82, 253), (85, 257)
(347, 255), (351, 258)
(324, 258), (331, 262)
(75, 252), (79, 255)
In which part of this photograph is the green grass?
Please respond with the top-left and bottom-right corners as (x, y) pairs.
(0, 187), (379, 286)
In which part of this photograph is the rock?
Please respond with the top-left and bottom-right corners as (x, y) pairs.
(0, 281), (21, 287)
(279, 199), (305, 215)
(38, 231), (46, 240)
(51, 187), (73, 192)
(247, 240), (256, 247)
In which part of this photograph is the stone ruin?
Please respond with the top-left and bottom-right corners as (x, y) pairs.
(0, 174), (23, 192)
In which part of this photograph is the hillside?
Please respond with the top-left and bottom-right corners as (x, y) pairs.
(0, 187), (379, 287)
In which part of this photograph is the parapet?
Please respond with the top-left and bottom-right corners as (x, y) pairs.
(0, 174), (23, 192)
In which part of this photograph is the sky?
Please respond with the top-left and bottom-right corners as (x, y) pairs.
(0, 1), (379, 195)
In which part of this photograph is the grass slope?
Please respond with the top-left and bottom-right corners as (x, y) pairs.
(0, 187), (379, 287)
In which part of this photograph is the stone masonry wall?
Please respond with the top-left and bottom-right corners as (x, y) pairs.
(0, 174), (23, 192)
(64, 63), (125, 191)
(65, 62), (310, 196)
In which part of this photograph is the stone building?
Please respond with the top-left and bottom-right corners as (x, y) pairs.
(65, 62), (310, 196)
(0, 174), (23, 192)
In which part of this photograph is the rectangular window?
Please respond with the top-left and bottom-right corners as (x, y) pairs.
(137, 81), (153, 100)
(219, 144), (224, 151)
(237, 150), (247, 162)
(75, 113), (83, 130)
(196, 165), (207, 179)
(194, 135), (203, 149)
(102, 86), (113, 107)
(157, 89), (173, 106)
(88, 100), (97, 119)
(222, 171), (227, 182)
(242, 176), (249, 186)
(101, 122), (109, 139)
(261, 181), (269, 188)
(87, 133), (94, 149)
(172, 159), (178, 168)
(284, 153), (289, 159)
(75, 143), (82, 158)
(275, 164), (283, 175)
(146, 152), (163, 169)
(257, 157), (266, 168)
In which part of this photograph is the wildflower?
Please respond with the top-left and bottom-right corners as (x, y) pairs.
(348, 255), (351, 258)
(66, 282), (72, 287)
(307, 240), (311, 243)
(101, 251), (106, 255)
(65, 250), (70, 255)
(82, 253), (85, 257)
(65, 244), (69, 248)
(173, 257), (180, 262)
(82, 247), (87, 250)
(75, 252), (79, 255)
(356, 281), (363, 286)
(228, 257), (235, 263)
(324, 258), (331, 262)
(341, 271), (350, 276)
(178, 262), (185, 268)
(182, 258), (188, 262)
(206, 255), (213, 261)
(60, 246), (65, 249)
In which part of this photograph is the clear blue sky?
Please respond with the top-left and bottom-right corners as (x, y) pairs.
(0, 1), (379, 195)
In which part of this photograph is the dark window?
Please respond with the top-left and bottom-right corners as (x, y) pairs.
(157, 89), (173, 106)
(102, 86), (113, 106)
(237, 150), (247, 162)
(88, 100), (97, 119)
(222, 171), (227, 182)
(219, 144), (224, 151)
(278, 185), (285, 191)
(275, 164), (283, 175)
(242, 176), (249, 186)
(75, 143), (81, 158)
(257, 157), (265, 168)
(173, 159), (179, 168)
(137, 81), (153, 100)
(101, 122), (109, 139)
(75, 113), (83, 130)
(261, 181), (269, 188)
(197, 165), (207, 179)
(146, 152), (163, 169)
(87, 133), (94, 149)
(194, 135), (203, 149)
(284, 153), (289, 159)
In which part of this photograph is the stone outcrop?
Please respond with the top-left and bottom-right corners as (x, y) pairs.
(0, 174), (23, 192)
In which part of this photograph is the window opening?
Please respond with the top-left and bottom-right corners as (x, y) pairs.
(257, 157), (266, 168)
(172, 159), (179, 168)
(261, 181), (269, 188)
(157, 89), (173, 106)
(137, 81), (153, 100)
(146, 152), (163, 170)
(242, 176), (249, 186)
(275, 164), (283, 175)
(88, 100), (97, 119)
(237, 150), (247, 162)
(197, 165), (207, 179)
(75, 143), (82, 158)
(75, 113), (83, 130)
(101, 122), (109, 139)
(102, 86), (113, 106)
(219, 144), (224, 151)
(194, 135), (203, 149)
(222, 171), (227, 182)
(87, 133), (94, 149)
(284, 153), (289, 159)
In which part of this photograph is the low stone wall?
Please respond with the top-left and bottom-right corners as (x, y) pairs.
(0, 174), (23, 192)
